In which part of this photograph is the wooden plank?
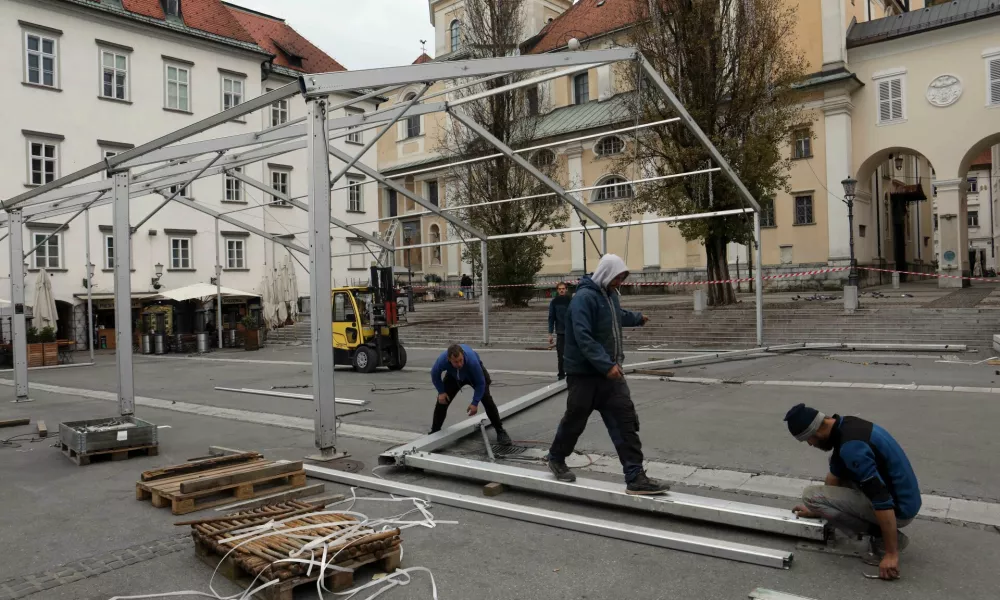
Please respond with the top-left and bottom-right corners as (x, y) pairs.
(141, 452), (263, 482)
(180, 461), (303, 495)
(138, 460), (272, 491)
(0, 418), (30, 428)
(36, 420), (47, 438)
(170, 472), (307, 515)
(482, 482), (505, 497)
(211, 483), (328, 512)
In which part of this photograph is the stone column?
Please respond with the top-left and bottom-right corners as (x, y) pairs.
(933, 178), (969, 288)
(821, 0), (847, 69)
(823, 95), (853, 264)
(642, 212), (660, 269)
(566, 144), (585, 272)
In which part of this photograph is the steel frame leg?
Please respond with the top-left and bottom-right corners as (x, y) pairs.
(8, 209), (30, 402)
(111, 171), (135, 415)
(481, 242), (489, 345)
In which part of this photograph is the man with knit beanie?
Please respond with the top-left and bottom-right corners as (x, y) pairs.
(784, 403), (921, 580)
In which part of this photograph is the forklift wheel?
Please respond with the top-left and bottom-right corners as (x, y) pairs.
(388, 345), (407, 370)
(353, 346), (378, 373)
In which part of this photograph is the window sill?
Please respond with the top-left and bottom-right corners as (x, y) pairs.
(791, 155), (813, 161)
(102, 269), (137, 273)
(224, 268), (250, 272)
(167, 268), (196, 272)
(22, 82), (61, 92)
(593, 153), (624, 160)
(793, 222), (817, 227)
(28, 268), (68, 273)
(876, 119), (907, 127)
(346, 209), (366, 214)
(347, 267), (368, 271)
(98, 96), (132, 105)
(760, 225), (778, 229)
(400, 134), (424, 142)
(163, 107), (193, 115)
(345, 139), (365, 146)
(221, 200), (248, 204)
(268, 203), (294, 208)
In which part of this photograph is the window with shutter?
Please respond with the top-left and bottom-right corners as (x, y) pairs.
(989, 58), (1000, 106)
(877, 76), (904, 124)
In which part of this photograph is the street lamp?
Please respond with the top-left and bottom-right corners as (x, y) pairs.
(841, 176), (859, 287)
(151, 263), (164, 289)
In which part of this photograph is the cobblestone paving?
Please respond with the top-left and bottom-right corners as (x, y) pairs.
(924, 286), (996, 308)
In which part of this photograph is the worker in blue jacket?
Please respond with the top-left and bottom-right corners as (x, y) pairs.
(430, 343), (511, 445)
(785, 403), (921, 580)
(547, 254), (669, 495)
(547, 282), (572, 380)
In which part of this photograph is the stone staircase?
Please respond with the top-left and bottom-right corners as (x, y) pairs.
(266, 318), (312, 345)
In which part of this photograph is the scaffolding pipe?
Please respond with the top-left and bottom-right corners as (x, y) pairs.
(23, 193), (104, 261)
(481, 242), (489, 345)
(754, 212), (764, 346)
(111, 171), (135, 415)
(85, 208), (95, 363)
(7, 209), (29, 402)
(215, 218), (223, 350)
(133, 151), (224, 232)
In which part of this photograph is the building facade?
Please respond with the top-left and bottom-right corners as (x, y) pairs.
(0, 0), (380, 345)
(374, 0), (1000, 291)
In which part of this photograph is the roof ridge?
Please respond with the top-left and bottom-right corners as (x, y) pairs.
(221, 1), (285, 23)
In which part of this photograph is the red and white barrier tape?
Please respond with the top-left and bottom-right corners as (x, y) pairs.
(858, 267), (1000, 284)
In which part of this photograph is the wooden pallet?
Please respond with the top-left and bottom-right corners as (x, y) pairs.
(135, 460), (306, 515)
(190, 501), (401, 600)
(61, 442), (159, 466)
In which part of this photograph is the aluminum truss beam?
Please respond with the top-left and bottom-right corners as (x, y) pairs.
(7, 209), (29, 402)
(161, 194), (309, 255)
(213, 386), (367, 406)
(402, 453), (827, 540)
(299, 49), (638, 96)
(304, 466), (793, 569)
(623, 344), (841, 372)
(380, 380), (566, 463)
(749, 589), (818, 600)
(111, 171), (135, 415)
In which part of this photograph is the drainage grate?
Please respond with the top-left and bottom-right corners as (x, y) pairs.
(325, 458), (365, 473)
(491, 444), (528, 457)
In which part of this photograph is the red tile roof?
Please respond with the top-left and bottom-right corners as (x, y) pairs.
(226, 4), (346, 73)
(120, 0), (257, 45)
(971, 148), (992, 166)
(412, 53), (434, 65)
(523, 0), (643, 54)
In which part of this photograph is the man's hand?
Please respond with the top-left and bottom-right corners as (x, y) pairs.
(467, 403), (479, 416)
(792, 505), (819, 519)
(437, 393), (449, 404)
(607, 365), (623, 379)
(879, 553), (900, 580)
(640, 315), (650, 325)
(548, 335), (554, 346)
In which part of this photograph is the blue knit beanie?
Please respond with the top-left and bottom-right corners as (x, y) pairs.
(784, 403), (826, 442)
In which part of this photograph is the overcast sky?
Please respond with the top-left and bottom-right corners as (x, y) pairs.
(227, 0), (437, 70)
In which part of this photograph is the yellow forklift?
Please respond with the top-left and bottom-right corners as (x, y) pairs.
(331, 266), (407, 373)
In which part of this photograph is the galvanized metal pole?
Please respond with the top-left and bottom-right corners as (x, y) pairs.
(305, 98), (340, 460)
(754, 212), (764, 346)
(8, 209), (30, 402)
(600, 228), (608, 256)
(85, 208), (94, 362)
(215, 218), (223, 350)
(111, 171), (135, 415)
(481, 242), (489, 345)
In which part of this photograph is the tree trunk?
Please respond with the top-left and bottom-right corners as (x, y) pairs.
(705, 235), (737, 306)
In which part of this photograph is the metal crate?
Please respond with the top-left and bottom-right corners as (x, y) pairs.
(59, 416), (158, 454)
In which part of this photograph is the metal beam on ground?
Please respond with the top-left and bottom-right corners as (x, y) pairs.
(111, 171), (135, 415)
(213, 386), (368, 406)
(304, 466), (793, 569)
(623, 344), (839, 372)
(403, 453), (826, 540)
(7, 209), (29, 402)
(299, 49), (637, 95)
(379, 380), (566, 463)
(748, 590), (818, 600)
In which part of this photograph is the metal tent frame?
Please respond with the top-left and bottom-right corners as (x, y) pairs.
(2, 48), (763, 460)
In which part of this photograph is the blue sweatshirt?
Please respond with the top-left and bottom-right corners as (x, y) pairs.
(829, 415), (922, 520)
(431, 344), (487, 405)
(548, 295), (571, 335)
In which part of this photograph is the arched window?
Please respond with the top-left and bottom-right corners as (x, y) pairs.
(593, 176), (634, 202)
(429, 224), (442, 265)
(403, 92), (421, 138)
(595, 136), (625, 157)
(450, 20), (461, 52)
(531, 149), (556, 168)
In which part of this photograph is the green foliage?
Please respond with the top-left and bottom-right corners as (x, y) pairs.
(423, 274), (443, 284)
(26, 326), (39, 344)
(39, 326), (56, 343)
(240, 315), (258, 331)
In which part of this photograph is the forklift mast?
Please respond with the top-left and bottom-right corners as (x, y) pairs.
(369, 266), (398, 326)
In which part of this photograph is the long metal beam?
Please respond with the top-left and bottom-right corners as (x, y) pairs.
(163, 194), (309, 255)
(304, 466), (794, 569)
(328, 144), (488, 240)
(22, 192), (105, 261)
(111, 171), (135, 415)
(133, 152), (224, 232)
(449, 109), (608, 228)
(299, 48), (638, 95)
(213, 386), (367, 406)
(450, 61), (603, 108)
(403, 453), (827, 540)
(226, 169), (391, 251)
(380, 380), (566, 464)
(7, 209), (29, 401)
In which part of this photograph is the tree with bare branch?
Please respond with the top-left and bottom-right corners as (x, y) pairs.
(440, 0), (568, 307)
(614, 0), (807, 305)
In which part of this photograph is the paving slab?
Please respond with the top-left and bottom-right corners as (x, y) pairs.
(946, 499), (1000, 526)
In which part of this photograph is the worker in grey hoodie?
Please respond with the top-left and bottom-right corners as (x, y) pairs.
(547, 254), (669, 495)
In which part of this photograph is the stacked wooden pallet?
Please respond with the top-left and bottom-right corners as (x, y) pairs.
(187, 500), (402, 600)
(136, 452), (306, 515)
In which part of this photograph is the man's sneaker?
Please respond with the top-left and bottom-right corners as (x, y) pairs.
(626, 472), (670, 495)
(496, 430), (512, 446)
(548, 459), (576, 482)
(869, 531), (910, 557)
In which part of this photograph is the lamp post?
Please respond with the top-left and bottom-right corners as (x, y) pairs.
(841, 176), (859, 287)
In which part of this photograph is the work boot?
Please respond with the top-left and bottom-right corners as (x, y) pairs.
(547, 459), (576, 482)
(496, 430), (512, 446)
(869, 531), (909, 558)
(626, 472), (670, 495)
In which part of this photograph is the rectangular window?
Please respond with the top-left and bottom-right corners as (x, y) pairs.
(226, 239), (245, 269)
(224, 167), (243, 202)
(26, 32), (57, 87)
(969, 211), (980, 227)
(104, 235), (114, 269)
(170, 237), (192, 269)
(426, 180), (439, 207)
(349, 243), (365, 269)
(792, 128), (811, 159)
(573, 72), (589, 105)
(271, 170), (289, 205)
(28, 139), (58, 186)
(859, 225), (866, 238)
(968, 177), (979, 193)
(100, 49), (128, 100)
(347, 177), (364, 212)
(933, 214), (939, 231)
(165, 64), (190, 111)
(988, 57), (1000, 106)
(346, 107), (364, 144)
(270, 95), (288, 127)
(526, 86), (539, 116)
(222, 76), (244, 112)
(101, 149), (119, 179)
(876, 76), (904, 123)
(794, 195), (814, 225)
(32, 232), (60, 269)
(169, 182), (189, 199)
(387, 189), (398, 217)
(760, 198), (776, 227)
(406, 114), (421, 139)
